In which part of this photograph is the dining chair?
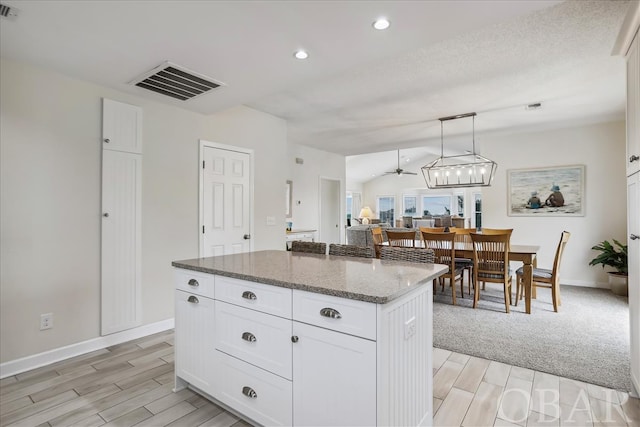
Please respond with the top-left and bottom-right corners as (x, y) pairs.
(421, 231), (464, 305)
(386, 230), (418, 248)
(328, 243), (374, 258)
(450, 227), (476, 295)
(470, 232), (513, 313)
(418, 226), (446, 234)
(379, 246), (435, 264)
(371, 227), (384, 258)
(481, 228), (514, 237)
(515, 231), (570, 312)
(290, 241), (327, 255)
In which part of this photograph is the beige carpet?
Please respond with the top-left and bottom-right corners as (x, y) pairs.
(432, 284), (632, 391)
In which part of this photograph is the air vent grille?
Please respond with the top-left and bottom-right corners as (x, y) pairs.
(0, 3), (19, 19)
(130, 62), (224, 101)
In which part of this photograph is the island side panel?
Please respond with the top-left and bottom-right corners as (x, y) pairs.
(377, 283), (433, 426)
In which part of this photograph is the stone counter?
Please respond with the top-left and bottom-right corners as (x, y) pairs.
(172, 250), (446, 304)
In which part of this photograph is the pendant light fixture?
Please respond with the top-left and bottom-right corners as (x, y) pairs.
(421, 112), (497, 189)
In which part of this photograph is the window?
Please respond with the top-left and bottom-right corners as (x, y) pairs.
(422, 195), (451, 216)
(403, 196), (417, 217)
(377, 196), (395, 224)
(474, 193), (482, 229)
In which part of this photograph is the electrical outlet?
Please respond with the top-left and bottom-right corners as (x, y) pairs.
(404, 317), (416, 340)
(40, 313), (53, 330)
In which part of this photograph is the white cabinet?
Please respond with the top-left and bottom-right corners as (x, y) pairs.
(174, 267), (434, 426)
(292, 321), (376, 427)
(101, 98), (142, 336)
(627, 32), (640, 176)
(102, 98), (143, 154)
(174, 290), (216, 394)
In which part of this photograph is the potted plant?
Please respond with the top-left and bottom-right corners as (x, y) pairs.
(589, 239), (628, 296)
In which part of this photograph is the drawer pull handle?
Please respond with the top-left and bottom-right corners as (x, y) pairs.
(242, 291), (257, 300)
(320, 307), (342, 319)
(291, 335), (299, 343)
(242, 332), (257, 342)
(242, 386), (257, 398)
(188, 279), (199, 287)
(187, 296), (199, 304)
(630, 155), (639, 163)
(631, 234), (639, 240)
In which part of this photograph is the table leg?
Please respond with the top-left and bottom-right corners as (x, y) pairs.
(523, 257), (533, 314)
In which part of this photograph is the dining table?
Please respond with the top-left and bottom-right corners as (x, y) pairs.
(378, 240), (540, 314)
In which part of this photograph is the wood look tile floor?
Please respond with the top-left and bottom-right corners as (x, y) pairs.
(1, 331), (638, 427)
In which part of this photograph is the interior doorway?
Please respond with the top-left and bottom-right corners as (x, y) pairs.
(319, 177), (341, 244)
(199, 141), (253, 257)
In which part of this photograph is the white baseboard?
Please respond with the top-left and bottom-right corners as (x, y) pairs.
(561, 279), (610, 289)
(0, 318), (174, 379)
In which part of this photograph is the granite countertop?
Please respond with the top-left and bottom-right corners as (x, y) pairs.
(172, 250), (447, 304)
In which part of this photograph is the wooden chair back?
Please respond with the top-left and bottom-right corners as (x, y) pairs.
(386, 230), (417, 248)
(480, 228), (513, 236)
(470, 233), (511, 280)
(551, 231), (571, 278)
(371, 227), (384, 245)
(470, 232), (513, 312)
(328, 244), (374, 258)
(421, 231), (464, 304)
(419, 226), (446, 234)
(379, 246), (435, 264)
(290, 241), (327, 255)
(451, 227), (475, 250)
(421, 232), (456, 269)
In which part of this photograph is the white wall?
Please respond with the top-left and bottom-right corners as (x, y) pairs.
(287, 144), (346, 241)
(360, 121), (627, 288)
(0, 58), (287, 363)
(481, 121), (627, 288)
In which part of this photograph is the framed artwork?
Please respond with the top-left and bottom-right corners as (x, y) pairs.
(507, 165), (585, 216)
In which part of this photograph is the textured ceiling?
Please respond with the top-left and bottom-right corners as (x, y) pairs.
(0, 1), (630, 184)
(248, 1), (630, 183)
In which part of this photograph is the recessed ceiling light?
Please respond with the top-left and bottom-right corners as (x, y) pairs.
(294, 50), (309, 60)
(372, 18), (390, 30)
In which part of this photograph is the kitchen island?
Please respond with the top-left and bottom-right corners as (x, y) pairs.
(172, 250), (446, 426)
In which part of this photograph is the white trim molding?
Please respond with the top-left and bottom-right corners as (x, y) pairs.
(612, 0), (640, 57)
(0, 318), (174, 379)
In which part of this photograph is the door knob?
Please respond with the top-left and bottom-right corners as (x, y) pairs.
(103, 213), (109, 217)
(631, 234), (639, 240)
(630, 155), (639, 163)
(243, 234), (251, 240)
(103, 138), (110, 143)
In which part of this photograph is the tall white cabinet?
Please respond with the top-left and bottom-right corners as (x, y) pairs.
(101, 98), (143, 335)
(616, 1), (640, 396)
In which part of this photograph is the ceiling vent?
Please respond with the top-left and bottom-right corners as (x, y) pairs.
(129, 62), (225, 101)
(0, 3), (20, 20)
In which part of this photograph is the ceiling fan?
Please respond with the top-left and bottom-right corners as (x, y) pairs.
(384, 150), (417, 176)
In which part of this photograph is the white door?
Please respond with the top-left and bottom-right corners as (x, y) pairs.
(201, 144), (252, 257)
(101, 150), (142, 335)
(292, 321), (376, 426)
(320, 178), (341, 244)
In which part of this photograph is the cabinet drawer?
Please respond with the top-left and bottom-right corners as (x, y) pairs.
(215, 301), (292, 380)
(217, 353), (292, 427)
(215, 276), (292, 318)
(293, 290), (377, 340)
(175, 269), (215, 299)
